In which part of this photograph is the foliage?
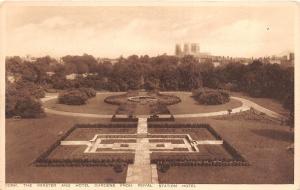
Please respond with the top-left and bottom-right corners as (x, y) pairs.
(58, 89), (89, 105)
(6, 54), (294, 120)
(78, 87), (96, 98)
(193, 88), (230, 105)
(5, 81), (45, 118)
(14, 97), (45, 118)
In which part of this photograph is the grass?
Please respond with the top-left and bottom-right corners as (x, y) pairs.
(148, 128), (217, 140)
(44, 93), (118, 114)
(157, 117), (294, 184)
(5, 114), (127, 183)
(6, 91), (294, 183)
(231, 91), (289, 116)
(65, 128), (137, 141)
(167, 92), (242, 114)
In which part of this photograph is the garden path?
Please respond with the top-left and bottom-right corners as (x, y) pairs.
(41, 92), (284, 119)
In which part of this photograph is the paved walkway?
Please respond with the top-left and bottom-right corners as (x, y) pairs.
(41, 92), (284, 119)
(126, 118), (158, 184)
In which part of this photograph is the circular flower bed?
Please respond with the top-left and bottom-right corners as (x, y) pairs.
(127, 96), (158, 103)
(104, 91), (181, 106)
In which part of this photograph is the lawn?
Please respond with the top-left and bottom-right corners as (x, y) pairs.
(65, 127), (137, 141)
(148, 128), (217, 140)
(43, 93), (118, 115)
(5, 92), (294, 184)
(230, 91), (289, 116)
(167, 92), (242, 114)
(157, 117), (294, 184)
(5, 114), (127, 183)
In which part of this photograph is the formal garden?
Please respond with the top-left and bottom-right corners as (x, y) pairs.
(5, 54), (294, 184)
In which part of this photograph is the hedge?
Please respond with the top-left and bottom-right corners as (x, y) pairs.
(193, 88), (230, 105)
(58, 89), (89, 105)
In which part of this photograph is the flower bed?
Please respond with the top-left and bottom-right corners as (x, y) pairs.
(148, 123), (249, 170)
(34, 124), (136, 167)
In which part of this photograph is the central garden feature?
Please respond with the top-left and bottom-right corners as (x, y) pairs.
(104, 90), (181, 117)
(127, 95), (158, 104)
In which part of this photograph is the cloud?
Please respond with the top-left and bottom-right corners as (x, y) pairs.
(5, 6), (295, 58)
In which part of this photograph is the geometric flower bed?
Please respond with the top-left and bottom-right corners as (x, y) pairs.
(34, 122), (248, 173)
(34, 123), (137, 167)
(148, 123), (249, 171)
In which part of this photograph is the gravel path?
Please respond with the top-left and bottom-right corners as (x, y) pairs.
(41, 92), (284, 119)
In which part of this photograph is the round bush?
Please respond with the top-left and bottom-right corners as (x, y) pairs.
(58, 90), (88, 105)
(157, 164), (170, 173)
(14, 97), (45, 118)
(193, 88), (230, 105)
(78, 87), (96, 98)
(113, 164), (124, 173)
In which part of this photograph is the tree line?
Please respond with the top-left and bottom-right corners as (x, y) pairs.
(6, 54), (294, 120)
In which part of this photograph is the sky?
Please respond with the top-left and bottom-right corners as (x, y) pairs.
(3, 3), (296, 58)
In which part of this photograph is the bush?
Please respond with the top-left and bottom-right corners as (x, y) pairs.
(58, 89), (88, 105)
(113, 164), (124, 173)
(14, 81), (45, 99)
(78, 87), (96, 98)
(6, 82), (45, 118)
(14, 97), (45, 118)
(193, 88), (230, 105)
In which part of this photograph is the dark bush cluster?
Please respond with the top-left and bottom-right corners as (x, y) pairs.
(148, 123), (210, 128)
(147, 115), (175, 122)
(6, 81), (45, 118)
(111, 115), (138, 122)
(58, 87), (96, 105)
(192, 88), (230, 105)
(75, 123), (137, 128)
(78, 87), (96, 98)
(153, 159), (249, 170)
(58, 89), (88, 105)
(36, 157), (133, 168)
(149, 103), (171, 115)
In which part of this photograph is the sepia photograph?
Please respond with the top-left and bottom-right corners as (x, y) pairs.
(1, 1), (298, 188)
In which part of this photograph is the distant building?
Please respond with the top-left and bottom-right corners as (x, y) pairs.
(183, 43), (190, 54)
(175, 44), (182, 56)
(289, 53), (294, 61)
(175, 43), (201, 57)
(190, 43), (200, 55)
(175, 43), (214, 63)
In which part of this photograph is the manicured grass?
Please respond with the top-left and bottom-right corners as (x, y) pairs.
(65, 128), (137, 141)
(158, 117), (294, 184)
(231, 91), (289, 116)
(5, 114), (126, 183)
(167, 92), (242, 114)
(44, 93), (118, 114)
(6, 91), (294, 184)
(148, 128), (216, 140)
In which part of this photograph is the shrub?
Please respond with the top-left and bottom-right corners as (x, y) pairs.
(78, 87), (96, 98)
(113, 164), (124, 173)
(157, 163), (170, 173)
(14, 97), (45, 118)
(14, 81), (45, 99)
(193, 88), (230, 105)
(6, 82), (45, 118)
(58, 89), (88, 105)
